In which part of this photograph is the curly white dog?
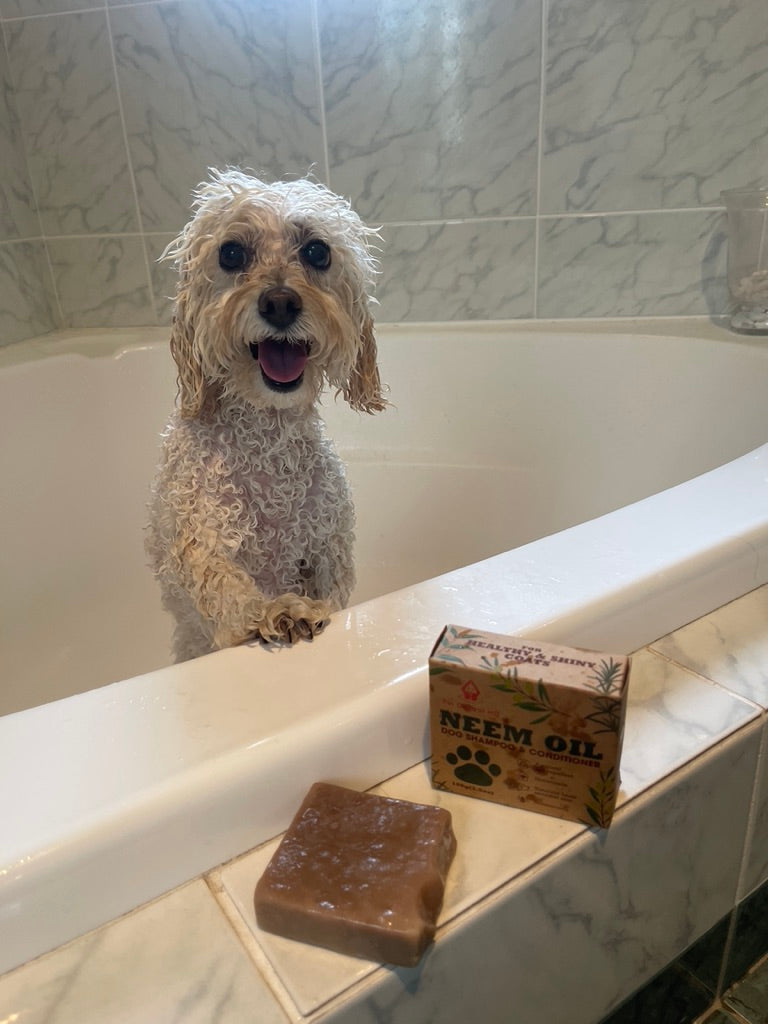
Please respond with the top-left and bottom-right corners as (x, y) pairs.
(146, 169), (386, 662)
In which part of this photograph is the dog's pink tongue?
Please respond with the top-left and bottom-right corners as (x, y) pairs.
(258, 340), (309, 383)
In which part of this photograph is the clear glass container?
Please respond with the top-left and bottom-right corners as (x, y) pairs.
(721, 187), (768, 332)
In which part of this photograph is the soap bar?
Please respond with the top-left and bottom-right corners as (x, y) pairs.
(253, 782), (456, 966)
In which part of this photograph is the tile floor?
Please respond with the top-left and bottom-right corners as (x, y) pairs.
(720, 954), (768, 1023)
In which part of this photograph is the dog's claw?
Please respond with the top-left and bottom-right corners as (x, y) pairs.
(295, 617), (327, 641)
(287, 616), (327, 642)
(256, 613), (327, 645)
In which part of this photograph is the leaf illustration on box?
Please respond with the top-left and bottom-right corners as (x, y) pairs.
(430, 658), (466, 671)
(583, 767), (617, 828)
(586, 658), (625, 695)
(429, 668), (465, 691)
(437, 626), (487, 664)
(479, 653), (508, 674)
(490, 666), (556, 724)
(430, 762), (452, 792)
(585, 695), (622, 735)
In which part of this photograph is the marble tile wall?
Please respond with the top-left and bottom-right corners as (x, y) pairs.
(0, 0), (766, 345)
(0, 36), (58, 344)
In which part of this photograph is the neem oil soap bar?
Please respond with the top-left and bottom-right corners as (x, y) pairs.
(429, 626), (631, 827)
(254, 782), (456, 966)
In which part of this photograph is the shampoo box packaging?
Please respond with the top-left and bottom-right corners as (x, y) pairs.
(429, 626), (631, 827)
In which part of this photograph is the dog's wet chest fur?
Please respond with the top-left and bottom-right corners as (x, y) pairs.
(193, 409), (352, 589)
(219, 432), (345, 529)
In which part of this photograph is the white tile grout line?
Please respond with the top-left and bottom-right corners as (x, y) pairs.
(0, 231), (170, 243)
(379, 208), (723, 229)
(532, 0), (548, 319)
(0, 0), (191, 24)
(0, 2), (106, 23)
(204, 869), (304, 1024)
(693, 1001), (748, 1024)
(1, 206), (724, 248)
(310, 0), (331, 188)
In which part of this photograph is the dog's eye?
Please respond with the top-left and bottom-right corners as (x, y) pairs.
(219, 241), (248, 272)
(300, 239), (331, 271)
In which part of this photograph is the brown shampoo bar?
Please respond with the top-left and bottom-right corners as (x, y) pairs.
(254, 782), (457, 966)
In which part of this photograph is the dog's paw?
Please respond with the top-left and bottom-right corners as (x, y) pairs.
(269, 612), (328, 644)
(254, 595), (332, 645)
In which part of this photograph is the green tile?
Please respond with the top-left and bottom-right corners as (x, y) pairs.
(680, 913), (733, 995)
(599, 962), (711, 1024)
(724, 955), (768, 1024)
(723, 882), (768, 990)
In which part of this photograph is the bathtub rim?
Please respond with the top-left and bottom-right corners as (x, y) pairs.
(1, 316), (768, 976)
(0, 314), (763, 372)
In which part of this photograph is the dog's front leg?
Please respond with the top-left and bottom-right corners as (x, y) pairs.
(171, 526), (332, 648)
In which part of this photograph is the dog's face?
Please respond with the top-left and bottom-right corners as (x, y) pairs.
(167, 170), (385, 417)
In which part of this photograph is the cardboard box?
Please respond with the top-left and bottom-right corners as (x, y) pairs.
(429, 626), (631, 827)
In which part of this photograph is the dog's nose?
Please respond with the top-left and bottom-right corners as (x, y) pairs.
(258, 286), (303, 329)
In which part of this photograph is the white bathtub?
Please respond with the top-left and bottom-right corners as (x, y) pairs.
(1, 318), (768, 976)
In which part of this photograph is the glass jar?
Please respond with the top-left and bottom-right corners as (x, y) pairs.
(721, 187), (768, 332)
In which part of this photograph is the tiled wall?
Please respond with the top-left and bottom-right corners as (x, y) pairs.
(1, 0), (767, 346)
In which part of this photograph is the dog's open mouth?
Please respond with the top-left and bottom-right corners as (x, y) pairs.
(249, 339), (310, 392)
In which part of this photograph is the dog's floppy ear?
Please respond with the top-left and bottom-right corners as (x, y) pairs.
(169, 296), (217, 420)
(342, 313), (387, 414)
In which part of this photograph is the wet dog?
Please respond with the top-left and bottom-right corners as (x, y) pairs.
(146, 170), (385, 661)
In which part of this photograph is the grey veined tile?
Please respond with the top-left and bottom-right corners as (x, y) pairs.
(47, 235), (154, 328)
(650, 584), (768, 899)
(0, 43), (39, 241)
(0, 241), (58, 345)
(321, 0), (541, 223)
(651, 585), (768, 709)
(0, 0), (104, 16)
(112, 0), (324, 234)
(742, 724), (768, 898)
(377, 219), (536, 322)
(4, 11), (137, 236)
(144, 232), (178, 327)
(536, 209), (727, 318)
(616, 649), (759, 804)
(542, 0), (768, 213)
(0, 881), (289, 1024)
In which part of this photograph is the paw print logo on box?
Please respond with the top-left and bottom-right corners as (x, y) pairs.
(461, 680), (480, 702)
(446, 746), (502, 787)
